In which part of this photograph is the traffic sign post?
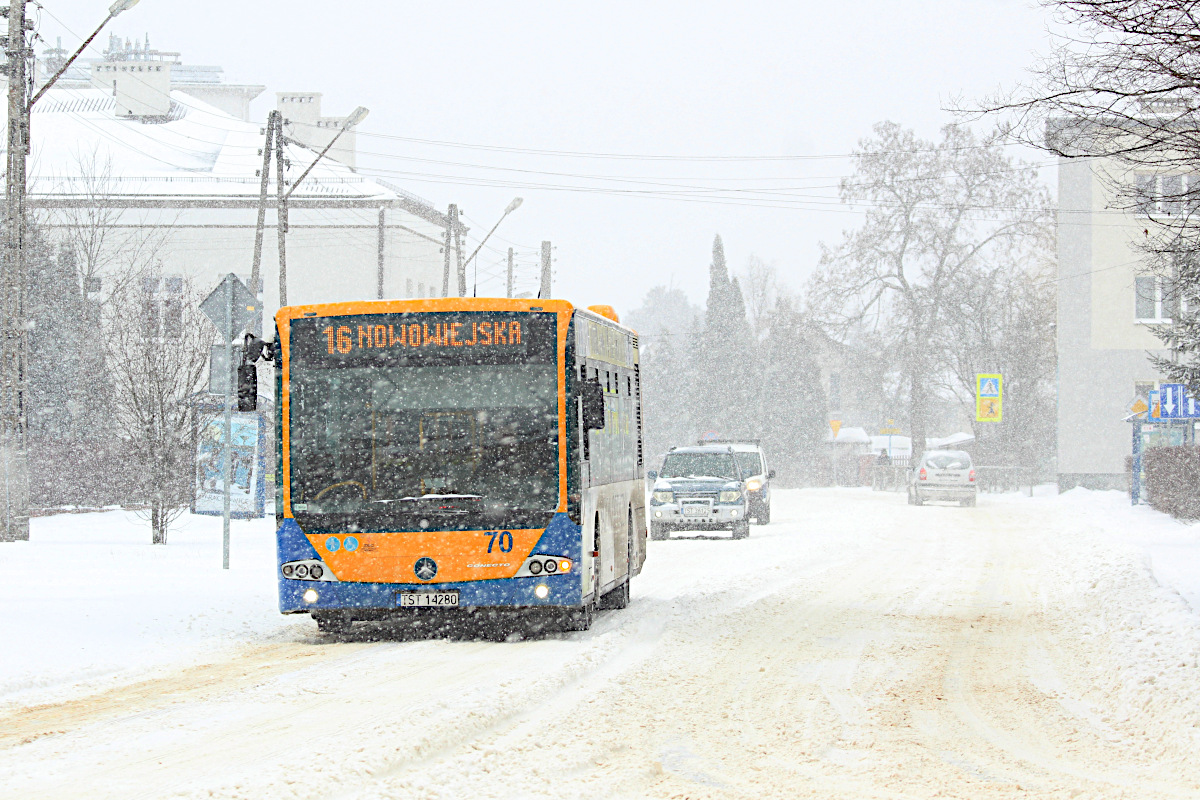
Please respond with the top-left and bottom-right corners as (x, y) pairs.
(1130, 383), (1199, 505)
(976, 374), (1002, 423)
(1152, 383), (1200, 419)
(200, 274), (259, 570)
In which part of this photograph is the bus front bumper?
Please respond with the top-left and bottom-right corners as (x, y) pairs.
(279, 570), (583, 614)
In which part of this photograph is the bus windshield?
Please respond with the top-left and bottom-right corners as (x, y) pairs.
(287, 312), (560, 531)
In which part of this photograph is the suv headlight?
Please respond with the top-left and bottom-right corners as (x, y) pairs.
(719, 490), (741, 503)
(652, 491), (674, 504)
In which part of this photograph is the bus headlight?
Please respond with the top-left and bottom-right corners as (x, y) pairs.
(719, 491), (741, 503)
(303, 589), (319, 604)
(534, 584), (549, 599)
(652, 491), (673, 504)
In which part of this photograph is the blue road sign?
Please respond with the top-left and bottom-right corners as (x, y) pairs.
(1157, 383), (1200, 419)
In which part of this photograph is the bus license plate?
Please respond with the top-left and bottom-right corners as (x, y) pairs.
(398, 591), (460, 608)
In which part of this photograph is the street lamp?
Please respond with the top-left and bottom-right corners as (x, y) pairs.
(462, 197), (524, 295)
(272, 106), (369, 306)
(2, 0), (142, 541)
(28, 0), (142, 110)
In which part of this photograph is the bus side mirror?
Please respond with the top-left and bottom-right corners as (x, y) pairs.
(583, 379), (606, 430)
(237, 364), (258, 411)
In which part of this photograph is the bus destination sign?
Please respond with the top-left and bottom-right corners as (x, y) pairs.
(323, 318), (523, 354)
(289, 311), (556, 368)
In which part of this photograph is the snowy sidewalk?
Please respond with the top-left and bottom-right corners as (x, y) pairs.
(0, 510), (304, 707)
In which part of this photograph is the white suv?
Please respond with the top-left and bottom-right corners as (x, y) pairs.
(696, 440), (774, 524)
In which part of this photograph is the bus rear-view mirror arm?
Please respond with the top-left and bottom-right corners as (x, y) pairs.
(237, 334), (276, 413)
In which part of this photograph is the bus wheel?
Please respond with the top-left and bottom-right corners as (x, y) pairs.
(314, 612), (352, 634)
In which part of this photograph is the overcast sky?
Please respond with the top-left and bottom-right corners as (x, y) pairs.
(36, 0), (1058, 314)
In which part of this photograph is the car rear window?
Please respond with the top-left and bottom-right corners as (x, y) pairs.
(922, 452), (971, 470)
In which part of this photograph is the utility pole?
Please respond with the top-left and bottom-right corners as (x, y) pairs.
(274, 105), (367, 308)
(452, 206), (465, 297)
(441, 204), (453, 297)
(0, 0), (136, 543)
(376, 207), (385, 299)
(275, 116), (289, 306)
(540, 241), (552, 299)
(506, 247), (514, 298)
(248, 111), (277, 302)
(2, 0), (31, 541)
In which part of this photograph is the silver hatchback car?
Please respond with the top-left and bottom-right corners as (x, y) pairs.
(907, 450), (977, 507)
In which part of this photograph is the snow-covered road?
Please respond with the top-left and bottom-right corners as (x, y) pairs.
(3, 489), (1200, 799)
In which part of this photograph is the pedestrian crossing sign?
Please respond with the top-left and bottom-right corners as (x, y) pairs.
(976, 373), (1002, 422)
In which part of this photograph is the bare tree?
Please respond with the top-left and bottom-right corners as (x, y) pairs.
(808, 122), (1053, 452)
(983, 0), (1200, 393)
(103, 265), (211, 544)
(738, 255), (785, 341)
(942, 228), (1058, 475)
(47, 149), (173, 305)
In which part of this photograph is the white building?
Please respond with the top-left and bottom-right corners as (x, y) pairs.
(17, 37), (459, 330)
(1056, 154), (1175, 490)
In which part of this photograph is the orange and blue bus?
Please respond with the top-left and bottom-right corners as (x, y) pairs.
(256, 298), (646, 633)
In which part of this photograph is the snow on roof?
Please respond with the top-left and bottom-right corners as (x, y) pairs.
(870, 435), (912, 454)
(927, 432), (976, 449)
(828, 426), (872, 445)
(16, 85), (432, 208)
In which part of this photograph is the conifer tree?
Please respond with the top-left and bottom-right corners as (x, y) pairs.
(692, 235), (754, 438)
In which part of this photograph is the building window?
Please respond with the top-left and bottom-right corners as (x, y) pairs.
(1135, 173), (1197, 217)
(1135, 275), (1180, 322)
(139, 273), (184, 338)
(418, 281), (426, 297)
